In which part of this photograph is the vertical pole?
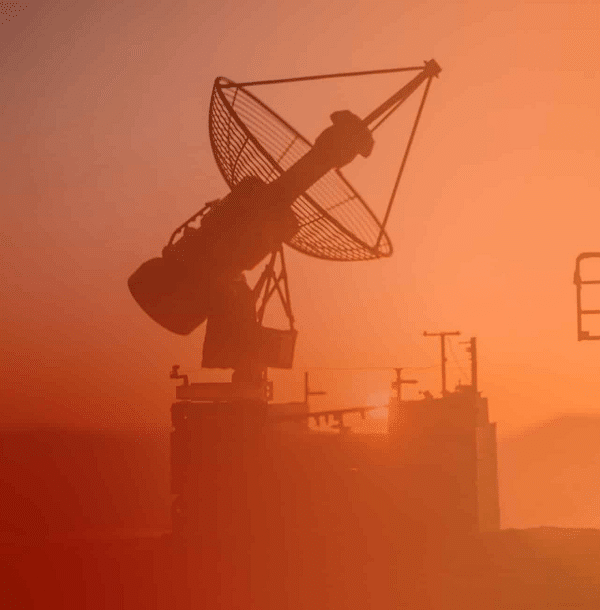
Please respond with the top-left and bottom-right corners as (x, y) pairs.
(440, 335), (447, 396)
(395, 368), (402, 402)
(304, 371), (309, 406)
(304, 371), (326, 407)
(390, 368), (417, 434)
(470, 337), (478, 392)
(392, 368), (417, 402)
(424, 331), (461, 396)
(575, 271), (583, 340)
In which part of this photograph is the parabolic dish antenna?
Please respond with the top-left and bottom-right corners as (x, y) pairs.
(128, 60), (441, 354)
(210, 78), (392, 261)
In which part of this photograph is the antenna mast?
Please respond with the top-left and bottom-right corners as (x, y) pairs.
(391, 367), (418, 401)
(423, 330), (461, 396)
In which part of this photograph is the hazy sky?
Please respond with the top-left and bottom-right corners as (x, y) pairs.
(1, 0), (599, 433)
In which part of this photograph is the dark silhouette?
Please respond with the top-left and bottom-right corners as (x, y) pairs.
(574, 252), (600, 340)
(127, 108), (374, 338)
(122, 62), (459, 609)
(127, 60), (441, 360)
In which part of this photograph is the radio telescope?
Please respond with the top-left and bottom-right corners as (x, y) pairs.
(128, 60), (441, 383)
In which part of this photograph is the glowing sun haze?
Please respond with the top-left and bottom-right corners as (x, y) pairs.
(1, 0), (599, 437)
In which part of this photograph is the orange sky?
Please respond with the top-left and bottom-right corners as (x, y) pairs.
(1, 0), (599, 434)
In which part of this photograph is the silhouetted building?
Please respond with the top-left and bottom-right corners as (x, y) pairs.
(389, 384), (500, 534)
(170, 382), (500, 609)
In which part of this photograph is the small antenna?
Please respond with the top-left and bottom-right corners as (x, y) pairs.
(391, 368), (417, 402)
(423, 330), (461, 396)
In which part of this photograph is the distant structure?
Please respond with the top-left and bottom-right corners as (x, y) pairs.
(389, 378), (500, 534)
(170, 335), (500, 609)
(574, 252), (600, 340)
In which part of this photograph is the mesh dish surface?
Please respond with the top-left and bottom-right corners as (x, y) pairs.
(209, 78), (392, 262)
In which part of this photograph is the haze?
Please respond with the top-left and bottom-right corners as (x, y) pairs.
(1, 1), (598, 446)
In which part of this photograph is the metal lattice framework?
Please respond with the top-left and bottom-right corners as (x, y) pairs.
(209, 78), (392, 262)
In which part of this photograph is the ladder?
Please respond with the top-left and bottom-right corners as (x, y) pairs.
(574, 252), (600, 340)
